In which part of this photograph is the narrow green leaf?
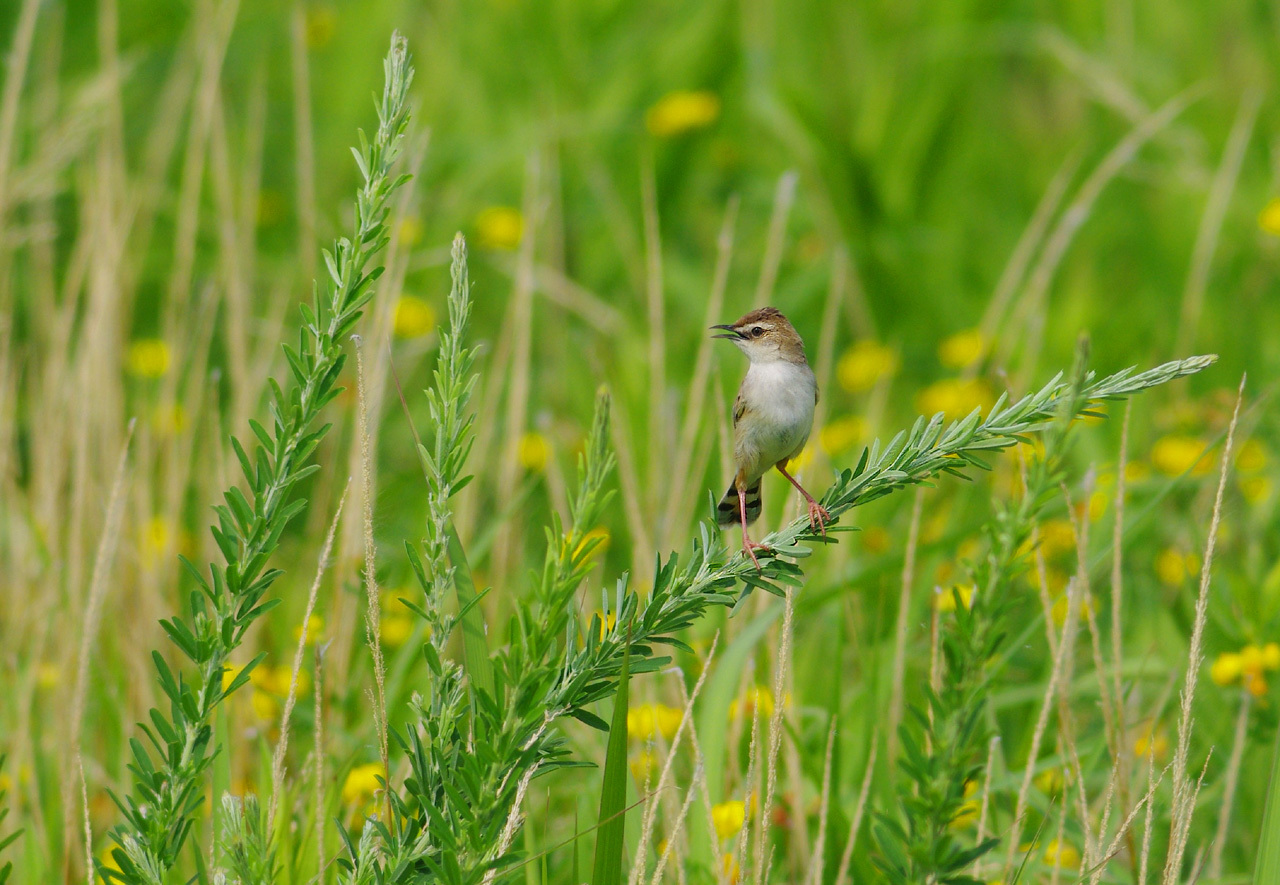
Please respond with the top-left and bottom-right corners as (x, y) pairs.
(590, 628), (632, 885)
(447, 522), (493, 699)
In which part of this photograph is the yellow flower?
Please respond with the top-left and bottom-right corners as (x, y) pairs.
(381, 610), (415, 647)
(862, 525), (890, 554)
(1037, 519), (1076, 560)
(728, 686), (781, 721)
(1151, 435), (1211, 477)
(397, 216), (424, 247)
(1264, 642), (1280, 671)
(789, 445), (816, 470)
(934, 584), (975, 613)
(1245, 671), (1269, 697)
(393, 295), (435, 338)
(721, 854), (740, 883)
(251, 664), (308, 697)
(475, 206), (524, 250)
(251, 690), (280, 722)
(1155, 548), (1199, 587)
(630, 749), (659, 784)
(819, 416), (868, 455)
(1134, 723), (1168, 761)
(37, 662), (61, 689)
(1051, 591), (1094, 628)
(1237, 439), (1268, 473)
(222, 664), (245, 693)
(1043, 838), (1081, 870)
(938, 329), (986, 370)
(916, 378), (995, 421)
(150, 402), (188, 436)
(294, 614), (325, 646)
(837, 340), (899, 393)
(711, 800), (746, 840)
(1035, 767), (1065, 796)
(577, 526), (610, 562)
(1240, 475), (1272, 504)
(1259, 197), (1280, 236)
(627, 703), (683, 742)
(517, 431), (551, 472)
(949, 781), (980, 829)
(342, 763), (385, 805)
(1211, 652), (1243, 686)
(645, 90), (720, 137)
(126, 338), (171, 379)
(141, 516), (173, 567)
(305, 6), (337, 48)
(1088, 490), (1107, 521)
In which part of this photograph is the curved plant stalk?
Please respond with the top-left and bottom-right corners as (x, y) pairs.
(100, 33), (414, 884)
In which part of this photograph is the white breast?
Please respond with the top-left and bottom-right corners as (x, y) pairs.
(735, 360), (817, 482)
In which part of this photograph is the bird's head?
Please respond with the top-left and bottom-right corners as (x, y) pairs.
(711, 306), (807, 364)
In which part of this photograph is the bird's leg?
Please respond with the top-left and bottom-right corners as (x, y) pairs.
(737, 481), (768, 571)
(776, 460), (831, 536)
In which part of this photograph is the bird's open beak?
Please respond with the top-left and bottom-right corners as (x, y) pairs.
(710, 324), (745, 340)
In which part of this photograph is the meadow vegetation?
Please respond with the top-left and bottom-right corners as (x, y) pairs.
(0, 2), (1278, 884)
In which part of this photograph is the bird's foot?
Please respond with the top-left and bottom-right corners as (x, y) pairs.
(742, 539), (770, 571)
(807, 500), (832, 537)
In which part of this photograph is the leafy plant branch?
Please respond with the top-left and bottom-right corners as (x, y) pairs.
(100, 33), (414, 885)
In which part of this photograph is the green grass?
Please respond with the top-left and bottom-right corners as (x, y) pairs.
(1, 1), (1278, 883)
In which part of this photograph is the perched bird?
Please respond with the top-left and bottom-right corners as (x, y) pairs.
(712, 306), (831, 569)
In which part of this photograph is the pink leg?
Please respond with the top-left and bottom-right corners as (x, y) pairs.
(776, 461), (831, 536)
(738, 482), (768, 570)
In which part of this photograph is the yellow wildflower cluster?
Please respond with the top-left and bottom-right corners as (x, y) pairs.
(126, 338), (172, 379)
(627, 703), (682, 742)
(711, 799), (746, 840)
(1051, 591), (1094, 628)
(1259, 197), (1280, 236)
(1236, 438), (1271, 504)
(645, 90), (720, 137)
(1211, 643), (1280, 697)
(381, 592), (416, 648)
(819, 415), (868, 456)
(937, 328), (986, 370)
(934, 584), (975, 613)
(393, 295), (435, 339)
(837, 340), (898, 393)
(948, 780), (980, 829)
(629, 748), (659, 784)
(1151, 435), (1211, 477)
(342, 762), (385, 806)
(1155, 548), (1200, 587)
(728, 685), (789, 721)
(294, 614), (325, 646)
(916, 377), (995, 421)
(475, 206), (524, 250)
(1042, 838), (1081, 870)
(1133, 722), (1169, 761)
(518, 431), (551, 472)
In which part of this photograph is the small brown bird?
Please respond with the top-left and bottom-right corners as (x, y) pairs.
(712, 307), (830, 569)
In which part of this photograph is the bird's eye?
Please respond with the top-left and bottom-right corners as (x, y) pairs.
(751, 326), (764, 338)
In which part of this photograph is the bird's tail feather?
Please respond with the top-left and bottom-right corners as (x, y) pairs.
(716, 479), (762, 528)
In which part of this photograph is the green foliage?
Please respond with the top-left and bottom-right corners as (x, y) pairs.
(97, 33), (414, 885)
(1255, 730), (1280, 885)
(874, 343), (1095, 884)
(590, 629), (632, 885)
(0, 756), (19, 885)
(220, 794), (278, 884)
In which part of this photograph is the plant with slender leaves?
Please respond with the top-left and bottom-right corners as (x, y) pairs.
(98, 33), (414, 884)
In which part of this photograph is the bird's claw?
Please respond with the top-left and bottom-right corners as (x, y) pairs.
(807, 501), (831, 537)
(742, 539), (770, 571)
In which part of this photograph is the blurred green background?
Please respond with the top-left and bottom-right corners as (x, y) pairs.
(3, 0), (1280, 880)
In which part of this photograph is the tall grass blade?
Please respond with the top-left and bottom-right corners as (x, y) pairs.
(591, 628), (633, 885)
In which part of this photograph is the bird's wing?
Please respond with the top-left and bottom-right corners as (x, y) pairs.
(733, 391), (748, 427)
